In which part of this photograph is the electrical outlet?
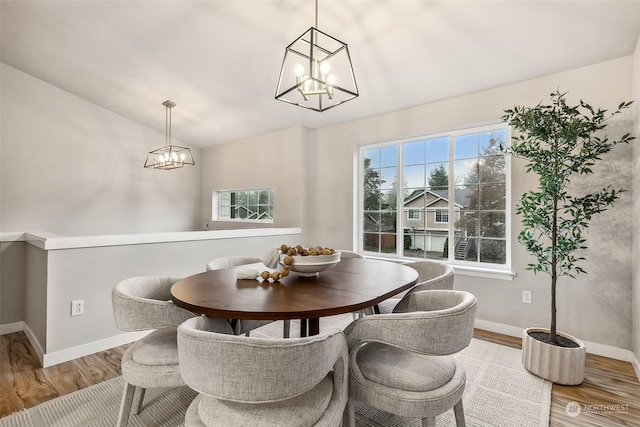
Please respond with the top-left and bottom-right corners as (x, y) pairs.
(71, 300), (84, 316)
(522, 291), (532, 304)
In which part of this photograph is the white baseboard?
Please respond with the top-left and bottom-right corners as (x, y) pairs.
(632, 354), (640, 383)
(1, 321), (46, 365)
(475, 319), (523, 338)
(1, 321), (149, 368)
(0, 321), (25, 335)
(581, 340), (635, 363)
(22, 323), (45, 366)
(42, 330), (151, 368)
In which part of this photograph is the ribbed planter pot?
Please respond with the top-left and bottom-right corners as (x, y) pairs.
(521, 327), (586, 385)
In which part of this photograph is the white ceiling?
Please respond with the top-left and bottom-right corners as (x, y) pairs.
(2, 1), (640, 149)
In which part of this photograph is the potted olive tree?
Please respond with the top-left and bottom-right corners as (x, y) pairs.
(502, 90), (634, 385)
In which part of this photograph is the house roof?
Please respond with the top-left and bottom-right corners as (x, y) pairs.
(405, 188), (472, 209)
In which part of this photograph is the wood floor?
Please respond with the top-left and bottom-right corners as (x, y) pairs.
(473, 329), (640, 426)
(2, 329), (639, 426)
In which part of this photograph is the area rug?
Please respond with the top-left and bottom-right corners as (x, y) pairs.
(0, 317), (550, 427)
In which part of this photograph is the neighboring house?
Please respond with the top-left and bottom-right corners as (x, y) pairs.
(403, 189), (470, 253)
(234, 205), (273, 221)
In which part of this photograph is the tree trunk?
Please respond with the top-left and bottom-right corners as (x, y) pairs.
(550, 195), (558, 344)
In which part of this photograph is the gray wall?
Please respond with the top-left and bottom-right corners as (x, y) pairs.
(0, 63), (201, 236)
(0, 241), (26, 324)
(42, 232), (299, 357)
(199, 126), (306, 230)
(25, 243), (48, 349)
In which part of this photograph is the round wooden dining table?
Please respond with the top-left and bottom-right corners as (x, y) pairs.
(170, 257), (419, 336)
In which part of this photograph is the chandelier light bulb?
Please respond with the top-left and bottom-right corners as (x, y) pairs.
(320, 61), (331, 75)
(294, 64), (305, 76)
(327, 74), (336, 85)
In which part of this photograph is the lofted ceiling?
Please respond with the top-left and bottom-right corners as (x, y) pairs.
(2, 0), (640, 149)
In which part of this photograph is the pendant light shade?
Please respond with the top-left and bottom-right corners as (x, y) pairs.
(144, 100), (195, 170)
(275, 0), (358, 111)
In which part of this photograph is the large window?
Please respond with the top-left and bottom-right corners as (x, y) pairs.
(213, 188), (274, 222)
(360, 124), (509, 268)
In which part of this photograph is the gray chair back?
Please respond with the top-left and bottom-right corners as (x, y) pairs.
(345, 290), (477, 356)
(406, 259), (454, 290)
(338, 250), (365, 259)
(205, 256), (261, 271)
(390, 260), (455, 313)
(112, 276), (195, 331)
(178, 316), (349, 403)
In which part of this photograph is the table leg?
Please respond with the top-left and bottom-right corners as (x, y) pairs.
(300, 319), (307, 337)
(308, 318), (320, 336)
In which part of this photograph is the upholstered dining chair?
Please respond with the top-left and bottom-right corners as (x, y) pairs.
(377, 259), (455, 314)
(339, 249), (365, 260)
(112, 276), (235, 427)
(205, 255), (262, 271)
(343, 289), (477, 427)
(178, 317), (352, 427)
(205, 255), (274, 336)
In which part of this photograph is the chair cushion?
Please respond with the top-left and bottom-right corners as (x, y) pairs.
(131, 327), (179, 366)
(355, 342), (456, 392)
(196, 373), (334, 427)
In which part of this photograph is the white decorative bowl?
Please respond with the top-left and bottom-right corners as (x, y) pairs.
(279, 251), (341, 277)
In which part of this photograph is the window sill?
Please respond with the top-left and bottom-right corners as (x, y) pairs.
(451, 264), (515, 281)
(212, 219), (274, 224)
(362, 254), (515, 281)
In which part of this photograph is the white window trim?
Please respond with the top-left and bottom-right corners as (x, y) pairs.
(434, 208), (448, 223)
(212, 187), (274, 224)
(356, 122), (512, 273)
(407, 209), (421, 220)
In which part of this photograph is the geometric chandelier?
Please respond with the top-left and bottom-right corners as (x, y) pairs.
(275, 0), (358, 112)
(144, 100), (195, 170)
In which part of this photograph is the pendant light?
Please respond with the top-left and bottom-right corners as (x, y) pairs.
(275, 0), (358, 111)
(144, 100), (195, 170)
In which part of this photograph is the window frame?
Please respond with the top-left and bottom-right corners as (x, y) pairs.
(408, 209), (421, 220)
(212, 187), (274, 223)
(434, 208), (449, 223)
(357, 122), (512, 273)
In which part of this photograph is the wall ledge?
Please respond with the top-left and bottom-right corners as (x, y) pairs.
(1, 228), (301, 250)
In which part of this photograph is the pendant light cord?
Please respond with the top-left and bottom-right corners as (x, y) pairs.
(165, 104), (171, 146)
